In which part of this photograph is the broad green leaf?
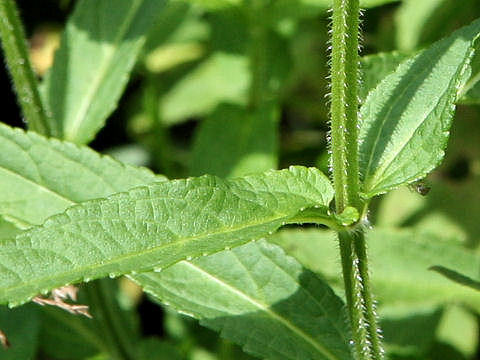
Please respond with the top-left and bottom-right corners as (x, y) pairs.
(190, 104), (279, 178)
(0, 304), (40, 360)
(132, 239), (352, 360)
(359, 18), (480, 198)
(43, 0), (166, 144)
(160, 52), (249, 125)
(361, 48), (480, 105)
(0, 123), (162, 226)
(272, 228), (480, 311)
(0, 166), (333, 306)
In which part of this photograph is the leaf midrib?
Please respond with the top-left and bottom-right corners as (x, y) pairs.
(2, 210), (295, 302)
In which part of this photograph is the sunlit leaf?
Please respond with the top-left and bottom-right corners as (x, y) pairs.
(43, 0), (166, 144)
(0, 161), (333, 307)
(359, 18), (480, 197)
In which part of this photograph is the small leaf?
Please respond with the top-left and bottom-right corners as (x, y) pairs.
(359, 18), (480, 198)
(132, 240), (352, 360)
(42, 0), (166, 144)
(0, 166), (333, 307)
(190, 104), (279, 178)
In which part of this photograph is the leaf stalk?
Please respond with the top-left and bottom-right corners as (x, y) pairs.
(0, 0), (52, 135)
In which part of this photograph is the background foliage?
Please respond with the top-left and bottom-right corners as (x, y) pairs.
(0, 0), (480, 359)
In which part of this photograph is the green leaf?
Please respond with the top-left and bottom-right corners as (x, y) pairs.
(0, 166), (333, 307)
(0, 123), (162, 226)
(132, 239), (352, 360)
(272, 228), (480, 311)
(160, 52), (250, 125)
(42, 0), (166, 144)
(190, 104), (279, 178)
(458, 44), (480, 104)
(359, 18), (480, 198)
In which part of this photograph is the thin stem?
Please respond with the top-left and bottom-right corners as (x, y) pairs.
(0, 0), (52, 135)
(84, 280), (136, 360)
(338, 231), (384, 360)
(329, 0), (384, 359)
(330, 0), (361, 213)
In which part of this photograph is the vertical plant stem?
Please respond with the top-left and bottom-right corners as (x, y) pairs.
(84, 280), (136, 360)
(0, 0), (52, 135)
(338, 231), (384, 359)
(2, 4), (136, 356)
(329, 0), (384, 359)
(330, 0), (360, 212)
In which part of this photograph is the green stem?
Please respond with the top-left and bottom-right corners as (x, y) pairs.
(330, 0), (361, 212)
(0, 0), (52, 135)
(338, 231), (384, 359)
(329, 0), (384, 359)
(85, 280), (136, 360)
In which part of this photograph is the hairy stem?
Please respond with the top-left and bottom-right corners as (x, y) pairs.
(330, 0), (361, 212)
(0, 0), (52, 135)
(338, 231), (384, 359)
(329, 0), (384, 359)
(84, 280), (137, 360)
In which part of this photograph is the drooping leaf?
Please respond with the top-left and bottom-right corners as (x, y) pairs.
(132, 239), (352, 360)
(0, 165), (333, 307)
(190, 104), (279, 178)
(160, 52), (249, 125)
(0, 123), (162, 227)
(42, 0), (166, 144)
(272, 228), (480, 311)
(359, 18), (480, 198)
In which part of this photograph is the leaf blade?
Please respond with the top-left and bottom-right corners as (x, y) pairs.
(132, 240), (351, 360)
(359, 18), (480, 197)
(0, 166), (333, 306)
(43, 0), (166, 144)
(0, 123), (161, 226)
